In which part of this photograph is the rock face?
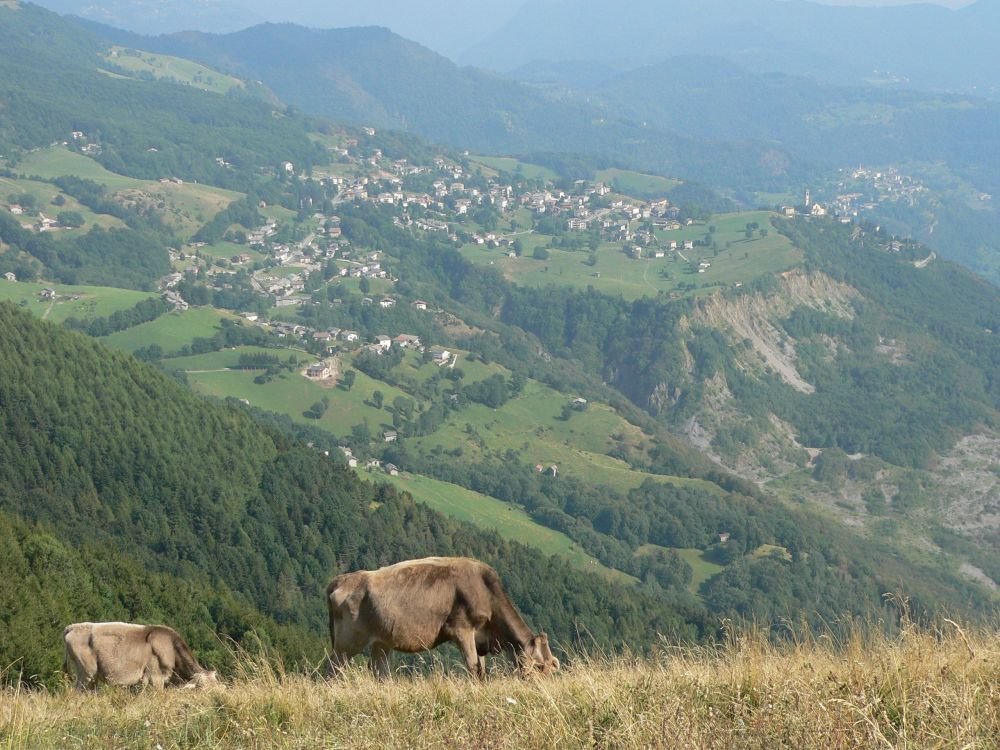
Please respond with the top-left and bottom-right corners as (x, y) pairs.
(664, 270), (864, 483)
(691, 270), (860, 395)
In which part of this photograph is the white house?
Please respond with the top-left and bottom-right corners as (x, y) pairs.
(306, 362), (331, 379)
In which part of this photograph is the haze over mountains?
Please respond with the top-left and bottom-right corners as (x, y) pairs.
(31, 1), (996, 95)
(67, 4), (1000, 284)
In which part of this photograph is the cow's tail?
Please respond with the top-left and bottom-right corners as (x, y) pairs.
(325, 578), (341, 675)
(61, 625), (78, 681)
(327, 579), (340, 640)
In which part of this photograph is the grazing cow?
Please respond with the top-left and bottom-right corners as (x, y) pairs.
(326, 556), (560, 679)
(63, 622), (218, 690)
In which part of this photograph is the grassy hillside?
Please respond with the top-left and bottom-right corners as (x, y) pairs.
(4, 622), (996, 749)
(0, 279), (154, 322)
(458, 210), (801, 301)
(0, 301), (705, 685)
(101, 46), (246, 95)
(18, 147), (243, 241)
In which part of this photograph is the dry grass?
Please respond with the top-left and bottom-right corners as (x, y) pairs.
(2, 621), (997, 749)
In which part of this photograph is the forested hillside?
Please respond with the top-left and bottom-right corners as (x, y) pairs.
(0, 2), (326, 186)
(0, 302), (708, 686)
(80, 16), (807, 192)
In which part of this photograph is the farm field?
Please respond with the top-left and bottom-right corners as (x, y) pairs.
(0, 280), (155, 322)
(102, 47), (245, 95)
(185, 357), (410, 436)
(466, 155), (559, 182)
(380, 472), (633, 583)
(101, 307), (236, 353)
(596, 168), (680, 196)
(165, 346), (303, 372)
(458, 210), (802, 301)
(0, 175), (126, 233)
(18, 148), (147, 191)
(17, 147), (242, 240)
(181, 343), (712, 498)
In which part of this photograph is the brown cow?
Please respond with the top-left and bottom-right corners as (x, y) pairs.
(63, 622), (218, 690)
(326, 556), (560, 679)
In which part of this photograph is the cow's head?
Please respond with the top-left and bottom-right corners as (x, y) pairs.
(183, 670), (219, 689)
(521, 632), (560, 676)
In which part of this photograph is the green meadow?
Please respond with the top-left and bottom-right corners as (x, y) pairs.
(172, 340), (719, 580)
(101, 307), (236, 353)
(1, 175), (126, 232)
(379, 472), (633, 583)
(185, 354), (412, 436)
(466, 155), (559, 182)
(18, 148), (146, 190)
(596, 168), (680, 196)
(0, 280), (154, 322)
(17, 147), (242, 240)
(675, 547), (726, 592)
(102, 47), (245, 95)
(459, 210), (802, 300)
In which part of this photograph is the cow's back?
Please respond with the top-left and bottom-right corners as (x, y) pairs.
(330, 557), (495, 653)
(88, 622), (159, 686)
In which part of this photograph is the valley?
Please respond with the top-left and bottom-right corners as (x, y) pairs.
(0, 0), (998, 701)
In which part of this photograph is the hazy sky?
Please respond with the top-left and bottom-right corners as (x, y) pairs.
(814, 1), (973, 6)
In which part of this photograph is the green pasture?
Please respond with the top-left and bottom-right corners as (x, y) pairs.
(466, 156), (558, 182)
(18, 148), (146, 191)
(384, 349), (508, 390)
(596, 168), (680, 197)
(17, 147), (242, 240)
(459, 211), (802, 300)
(323, 276), (395, 299)
(102, 47), (245, 95)
(0, 280), (155, 322)
(675, 548), (726, 592)
(197, 241), (265, 263)
(172, 336), (714, 499)
(412, 380), (713, 495)
(1, 175), (126, 232)
(187, 357), (415, 437)
(636, 545), (725, 593)
(153, 182), (242, 240)
(164, 346), (301, 372)
(101, 307), (235, 353)
(380, 473), (634, 584)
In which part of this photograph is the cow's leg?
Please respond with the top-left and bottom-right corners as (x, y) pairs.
(455, 631), (485, 679)
(327, 623), (366, 678)
(369, 643), (392, 681)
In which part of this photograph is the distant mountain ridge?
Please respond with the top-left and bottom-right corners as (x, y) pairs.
(31, 0), (262, 34)
(463, 0), (1000, 96)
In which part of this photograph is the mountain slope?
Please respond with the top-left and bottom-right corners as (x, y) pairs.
(75, 17), (808, 192)
(464, 0), (1000, 95)
(0, 2), (326, 186)
(0, 301), (709, 684)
